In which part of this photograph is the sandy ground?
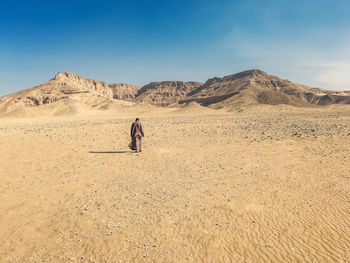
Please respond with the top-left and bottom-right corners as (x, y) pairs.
(0, 107), (350, 262)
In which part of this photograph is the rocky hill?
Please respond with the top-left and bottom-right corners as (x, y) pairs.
(180, 69), (350, 108)
(0, 72), (141, 116)
(0, 72), (106, 115)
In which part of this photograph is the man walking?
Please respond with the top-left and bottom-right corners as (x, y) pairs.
(129, 118), (144, 152)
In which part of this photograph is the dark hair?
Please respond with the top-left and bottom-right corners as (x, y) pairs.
(135, 118), (139, 121)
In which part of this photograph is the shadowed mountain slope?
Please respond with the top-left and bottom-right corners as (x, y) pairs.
(180, 69), (350, 108)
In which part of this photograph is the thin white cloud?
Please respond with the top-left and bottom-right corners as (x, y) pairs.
(218, 28), (350, 90)
(312, 64), (350, 90)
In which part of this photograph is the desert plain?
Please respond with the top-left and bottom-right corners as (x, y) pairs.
(0, 104), (349, 263)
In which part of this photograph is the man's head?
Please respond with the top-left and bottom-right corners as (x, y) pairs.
(135, 118), (140, 121)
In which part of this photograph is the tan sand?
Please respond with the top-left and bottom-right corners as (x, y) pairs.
(0, 106), (350, 262)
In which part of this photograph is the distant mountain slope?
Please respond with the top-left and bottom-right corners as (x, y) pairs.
(134, 81), (203, 106)
(0, 72), (109, 107)
(180, 69), (350, 108)
(0, 72), (134, 116)
(0, 69), (349, 117)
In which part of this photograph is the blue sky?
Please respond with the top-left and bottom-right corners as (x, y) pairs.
(1, 0), (350, 95)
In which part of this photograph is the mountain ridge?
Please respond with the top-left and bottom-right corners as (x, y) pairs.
(0, 69), (349, 116)
(182, 69), (350, 108)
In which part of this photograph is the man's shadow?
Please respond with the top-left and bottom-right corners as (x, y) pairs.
(89, 151), (136, 154)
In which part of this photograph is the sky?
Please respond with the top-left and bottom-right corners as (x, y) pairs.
(0, 0), (350, 96)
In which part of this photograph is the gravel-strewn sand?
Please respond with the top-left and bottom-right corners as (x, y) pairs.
(1, 107), (350, 262)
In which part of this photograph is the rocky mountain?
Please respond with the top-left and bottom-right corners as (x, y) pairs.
(0, 69), (349, 116)
(180, 69), (350, 108)
(0, 72), (140, 116)
(0, 72), (111, 111)
(134, 81), (203, 106)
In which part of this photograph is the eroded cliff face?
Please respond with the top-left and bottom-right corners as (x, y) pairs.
(134, 81), (203, 106)
(108, 83), (141, 101)
(52, 72), (113, 97)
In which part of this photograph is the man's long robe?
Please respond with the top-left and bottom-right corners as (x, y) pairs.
(129, 121), (144, 151)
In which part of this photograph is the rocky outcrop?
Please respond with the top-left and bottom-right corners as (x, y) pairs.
(108, 83), (141, 101)
(134, 81), (203, 106)
(52, 72), (113, 97)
